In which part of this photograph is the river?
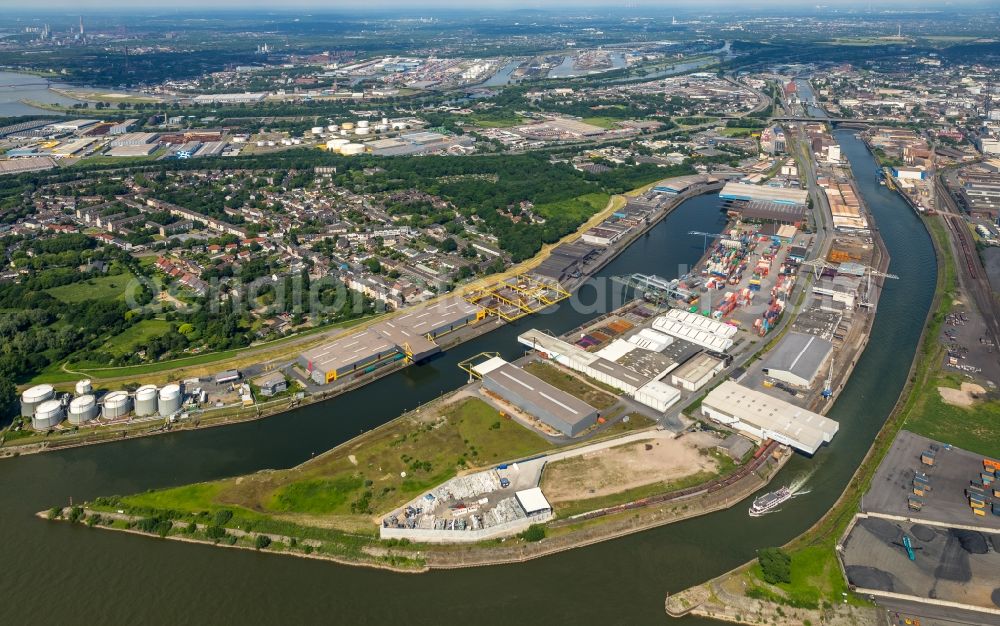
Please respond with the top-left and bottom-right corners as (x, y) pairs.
(0, 71), (80, 117)
(0, 133), (936, 626)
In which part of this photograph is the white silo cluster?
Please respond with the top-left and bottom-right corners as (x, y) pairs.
(20, 384), (55, 418)
(24, 379), (186, 431)
(313, 118), (391, 149)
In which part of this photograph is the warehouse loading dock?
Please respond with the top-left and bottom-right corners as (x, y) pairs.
(300, 298), (483, 384)
(476, 357), (600, 437)
(700, 380), (839, 454)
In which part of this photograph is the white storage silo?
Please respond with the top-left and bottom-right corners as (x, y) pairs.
(32, 399), (64, 430)
(134, 384), (158, 417)
(357, 120), (369, 129)
(68, 395), (98, 425)
(75, 379), (93, 396)
(327, 124), (338, 133)
(21, 384), (55, 417)
(158, 384), (182, 417)
(355, 127), (370, 136)
(340, 143), (366, 156)
(311, 126), (324, 135)
(326, 139), (349, 152)
(102, 391), (132, 419)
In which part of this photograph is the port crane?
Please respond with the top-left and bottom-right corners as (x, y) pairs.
(821, 359), (834, 399)
(798, 259), (899, 307)
(688, 231), (730, 252)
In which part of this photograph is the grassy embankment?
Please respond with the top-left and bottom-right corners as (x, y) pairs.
(902, 218), (1000, 458)
(724, 214), (956, 611)
(79, 397), (552, 565)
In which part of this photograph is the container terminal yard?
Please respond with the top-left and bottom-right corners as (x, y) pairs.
(377, 126), (896, 543)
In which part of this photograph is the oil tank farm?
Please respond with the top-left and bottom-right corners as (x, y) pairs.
(20, 384), (55, 417)
(67, 395), (99, 425)
(102, 390), (132, 419)
(32, 399), (65, 430)
(158, 384), (182, 416)
(134, 384), (159, 417)
(75, 379), (92, 396)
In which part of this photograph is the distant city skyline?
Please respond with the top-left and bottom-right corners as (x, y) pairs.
(6, 0), (998, 12)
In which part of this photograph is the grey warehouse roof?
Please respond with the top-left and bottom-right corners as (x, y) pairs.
(762, 332), (832, 385)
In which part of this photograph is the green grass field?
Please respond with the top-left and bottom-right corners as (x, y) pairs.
(903, 375), (1000, 459)
(466, 113), (525, 128)
(46, 272), (136, 303)
(101, 319), (172, 356)
(112, 397), (552, 528)
(581, 116), (621, 130)
(534, 192), (609, 223)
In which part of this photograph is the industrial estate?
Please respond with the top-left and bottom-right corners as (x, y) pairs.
(2, 5), (1000, 626)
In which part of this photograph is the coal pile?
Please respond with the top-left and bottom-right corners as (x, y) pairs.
(910, 524), (936, 542)
(846, 565), (895, 591)
(950, 528), (989, 554)
(859, 517), (902, 543)
(934, 534), (972, 582)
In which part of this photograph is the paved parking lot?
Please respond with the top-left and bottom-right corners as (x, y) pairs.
(863, 431), (1000, 530)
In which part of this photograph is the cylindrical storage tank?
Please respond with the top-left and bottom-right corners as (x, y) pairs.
(67, 395), (98, 425)
(355, 127), (369, 136)
(134, 384), (158, 417)
(357, 120), (369, 129)
(381, 117), (389, 126)
(327, 124), (338, 132)
(75, 379), (93, 396)
(326, 139), (349, 152)
(340, 143), (365, 156)
(311, 126), (324, 135)
(158, 384), (182, 417)
(32, 399), (64, 430)
(341, 122), (355, 130)
(102, 391), (132, 419)
(21, 384), (55, 417)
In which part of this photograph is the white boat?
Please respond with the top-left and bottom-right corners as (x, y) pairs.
(749, 486), (792, 517)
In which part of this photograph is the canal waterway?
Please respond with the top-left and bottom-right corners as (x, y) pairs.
(0, 131), (936, 626)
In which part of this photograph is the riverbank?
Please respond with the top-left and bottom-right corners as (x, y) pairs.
(41, 387), (792, 572)
(664, 134), (949, 626)
(3, 181), (720, 458)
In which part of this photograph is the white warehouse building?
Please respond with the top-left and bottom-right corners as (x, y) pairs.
(700, 381), (839, 455)
(651, 309), (737, 352)
(517, 329), (682, 413)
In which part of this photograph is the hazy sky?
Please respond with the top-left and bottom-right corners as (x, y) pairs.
(9, 0), (993, 11)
